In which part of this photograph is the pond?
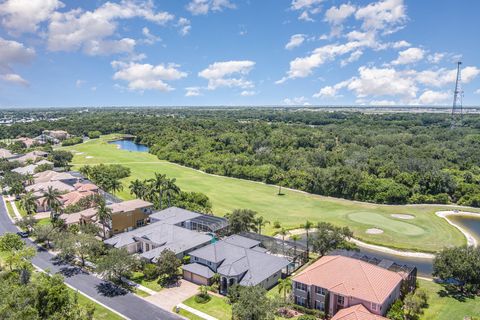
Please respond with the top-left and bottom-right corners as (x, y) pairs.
(297, 232), (434, 277)
(109, 139), (149, 152)
(448, 215), (480, 244)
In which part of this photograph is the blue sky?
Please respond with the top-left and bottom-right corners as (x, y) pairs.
(0, 0), (479, 107)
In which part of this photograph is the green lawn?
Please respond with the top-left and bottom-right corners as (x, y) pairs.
(129, 271), (163, 292)
(61, 135), (480, 252)
(5, 200), (16, 219)
(69, 288), (124, 320)
(14, 200), (27, 217)
(183, 295), (232, 320)
(176, 308), (204, 320)
(419, 279), (480, 320)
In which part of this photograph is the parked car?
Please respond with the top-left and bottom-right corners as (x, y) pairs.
(16, 231), (29, 238)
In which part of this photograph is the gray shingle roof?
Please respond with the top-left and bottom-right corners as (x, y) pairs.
(182, 263), (216, 279)
(149, 206), (201, 225)
(104, 221), (212, 261)
(189, 235), (290, 286)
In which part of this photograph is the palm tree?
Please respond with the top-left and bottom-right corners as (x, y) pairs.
(24, 173), (35, 186)
(148, 173), (167, 209)
(302, 220), (313, 256)
(279, 228), (288, 255)
(163, 178), (180, 207)
(110, 178), (123, 195)
(20, 191), (37, 215)
(290, 234), (301, 259)
(42, 187), (63, 222)
(79, 165), (92, 180)
(278, 278), (292, 303)
(96, 199), (113, 239)
(255, 216), (270, 235)
(129, 179), (146, 199)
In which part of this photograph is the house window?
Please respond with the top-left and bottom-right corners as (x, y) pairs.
(314, 300), (324, 311)
(295, 296), (306, 307)
(295, 282), (307, 291)
(315, 287), (326, 296)
(337, 296), (344, 305)
(145, 243), (150, 251)
(371, 303), (377, 311)
(136, 219), (144, 227)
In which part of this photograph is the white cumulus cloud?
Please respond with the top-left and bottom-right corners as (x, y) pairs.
(199, 60), (255, 90)
(415, 90), (450, 105)
(285, 34), (306, 50)
(185, 86), (201, 96)
(112, 61), (187, 92)
(0, 0), (64, 34)
(291, 0), (323, 22)
(391, 47), (425, 65)
(0, 37), (35, 86)
(47, 0), (174, 55)
(186, 0), (235, 15)
(324, 3), (355, 25)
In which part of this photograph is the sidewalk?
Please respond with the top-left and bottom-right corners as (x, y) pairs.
(177, 303), (218, 320)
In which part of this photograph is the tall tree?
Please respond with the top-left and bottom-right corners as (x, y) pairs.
(301, 220), (313, 256)
(110, 178), (123, 195)
(95, 199), (112, 239)
(290, 234), (301, 258)
(255, 216), (270, 235)
(129, 179), (147, 199)
(278, 228), (288, 255)
(225, 209), (258, 234)
(277, 278), (292, 303)
(311, 222), (354, 257)
(148, 173), (167, 209)
(42, 186), (63, 223)
(231, 286), (275, 320)
(156, 249), (182, 286)
(20, 191), (37, 215)
(163, 178), (180, 207)
(96, 248), (138, 283)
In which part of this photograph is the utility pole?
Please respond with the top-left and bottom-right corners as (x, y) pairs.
(451, 61), (463, 128)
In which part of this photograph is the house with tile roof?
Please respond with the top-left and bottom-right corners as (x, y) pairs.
(292, 255), (403, 317)
(183, 234), (290, 293)
(61, 199), (154, 236)
(331, 304), (389, 320)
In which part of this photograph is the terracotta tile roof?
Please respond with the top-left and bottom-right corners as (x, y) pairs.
(61, 190), (96, 207)
(293, 255), (402, 304)
(331, 305), (389, 320)
(74, 182), (99, 192)
(34, 170), (78, 184)
(108, 199), (152, 214)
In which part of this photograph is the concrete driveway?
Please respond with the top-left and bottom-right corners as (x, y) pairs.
(145, 280), (199, 311)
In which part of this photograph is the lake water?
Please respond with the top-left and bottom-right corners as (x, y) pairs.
(297, 232), (434, 276)
(448, 215), (480, 243)
(109, 139), (149, 152)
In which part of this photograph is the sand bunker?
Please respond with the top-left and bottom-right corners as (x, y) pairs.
(85, 156), (94, 159)
(75, 152), (84, 155)
(366, 228), (384, 234)
(391, 214), (415, 220)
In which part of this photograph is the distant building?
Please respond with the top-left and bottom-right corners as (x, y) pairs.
(183, 234), (290, 293)
(292, 255), (403, 317)
(9, 151), (48, 164)
(62, 199), (153, 235)
(11, 160), (53, 176)
(43, 130), (70, 140)
(0, 148), (15, 159)
(35, 182), (99, 212)
(15, 137), (41, 148)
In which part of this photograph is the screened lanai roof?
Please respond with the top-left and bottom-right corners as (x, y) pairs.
(189, 214), (229, 232)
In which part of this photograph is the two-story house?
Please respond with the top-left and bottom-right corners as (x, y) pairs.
(292, 255), (403, 318)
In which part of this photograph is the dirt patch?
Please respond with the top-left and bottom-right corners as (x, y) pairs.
(366, 228), (384, 234)
(391, 214), (415, 220)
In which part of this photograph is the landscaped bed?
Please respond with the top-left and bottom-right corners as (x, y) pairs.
(60, 135), (480, 252)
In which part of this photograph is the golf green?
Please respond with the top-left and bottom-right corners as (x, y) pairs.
(62, 135), (478, 253)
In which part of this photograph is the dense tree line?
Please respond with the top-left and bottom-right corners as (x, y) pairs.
(1, 108), (480, 206)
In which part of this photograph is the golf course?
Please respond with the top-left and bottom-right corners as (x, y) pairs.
(62, 135), (480, 253)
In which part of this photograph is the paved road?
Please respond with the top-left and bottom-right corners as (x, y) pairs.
(0, 199), (182, 320)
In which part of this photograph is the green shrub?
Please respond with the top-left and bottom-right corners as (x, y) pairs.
(291, 305), (324, 318)
(182, 255), (191, 265)
(297, 315), (317, 320)
(61, 137), (83, 146)
(143, 263), (160, 280)
(88, 131), (101, 139)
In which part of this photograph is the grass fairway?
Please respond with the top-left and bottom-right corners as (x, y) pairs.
(419, 279), (480, 320)
(62, 135), (479, 252)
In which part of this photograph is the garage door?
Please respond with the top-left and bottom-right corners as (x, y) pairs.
(191, 274), (208, 285)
